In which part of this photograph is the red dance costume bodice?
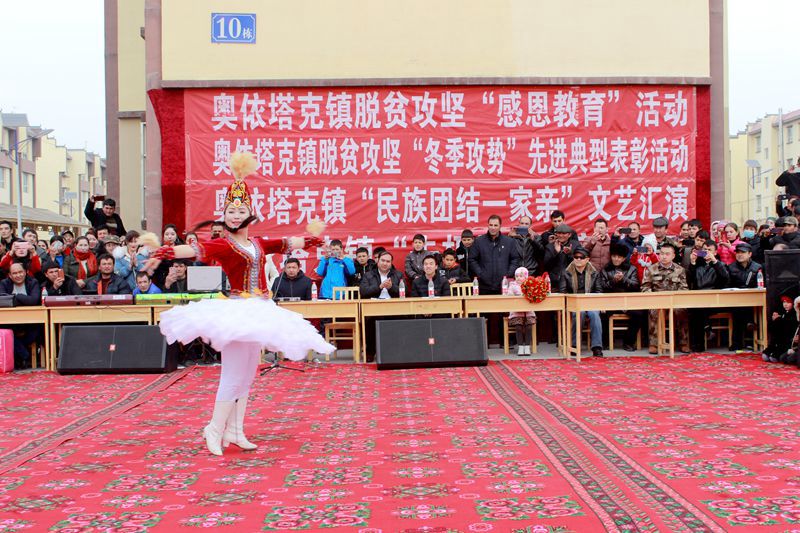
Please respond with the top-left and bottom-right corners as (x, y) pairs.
(196, 236), (287, 293)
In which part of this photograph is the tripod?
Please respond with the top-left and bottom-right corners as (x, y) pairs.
(259, 351), (306, 375)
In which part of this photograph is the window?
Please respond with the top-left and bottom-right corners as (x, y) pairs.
(755, 135), (762, 152)
(0, 168), (7, 188)
(765, 148), (769, 160)
(788, 125), (795, 144)
(756, 194), (762, 213)
(22, 173), (30, 193)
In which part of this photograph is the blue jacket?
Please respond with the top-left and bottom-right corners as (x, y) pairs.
(315, 256), (355, 299)
(133, 284), (163, 296)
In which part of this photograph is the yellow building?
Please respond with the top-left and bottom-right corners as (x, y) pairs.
(729, 109), (800, 223)
(106, 0), (729, 233)
(0, 113), (99, 235)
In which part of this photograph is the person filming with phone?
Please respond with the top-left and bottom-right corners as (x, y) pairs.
(85, 195), (127, 237)
(687, 240), (729, 351)
(41, 261), (82, 296)
(508, 215), (543, 274)
(582, 218), (611, 271)
(777, 157), (800, 198)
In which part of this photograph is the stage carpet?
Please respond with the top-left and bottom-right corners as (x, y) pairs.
(0, 354), (798, 532)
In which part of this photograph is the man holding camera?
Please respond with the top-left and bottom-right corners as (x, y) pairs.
(85, 195), (127, 237)
(41, 261), (82, 296)
(508, 215), (543, 274)
(776, 157), (800, 198)
(583, 218), (611, 271)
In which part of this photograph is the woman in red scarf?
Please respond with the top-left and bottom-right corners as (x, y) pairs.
(63, 236), (98, 289)
(144, 151), (334, 457)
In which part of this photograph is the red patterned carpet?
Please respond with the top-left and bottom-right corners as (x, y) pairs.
(0, 354), (798, 532)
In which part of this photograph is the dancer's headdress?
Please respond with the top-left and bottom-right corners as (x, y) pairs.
(224, 152), (258, 211)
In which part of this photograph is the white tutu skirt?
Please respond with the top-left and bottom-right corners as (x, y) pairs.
(158, 298), (335, 361)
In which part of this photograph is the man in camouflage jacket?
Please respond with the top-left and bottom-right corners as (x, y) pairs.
(641, 242), (690, 353)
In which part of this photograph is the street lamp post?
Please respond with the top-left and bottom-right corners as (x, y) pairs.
(7, 129), (54, 232)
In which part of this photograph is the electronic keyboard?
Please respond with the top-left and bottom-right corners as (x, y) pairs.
(44, 295), (134, 307)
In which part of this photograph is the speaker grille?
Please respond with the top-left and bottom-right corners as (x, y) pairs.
(376, 318), (487, 369)
(58, 325), (175, 374)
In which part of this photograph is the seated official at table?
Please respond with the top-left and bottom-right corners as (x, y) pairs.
(84, 253), (132, 295)
(411, 255), (451, 297)
(41, 260), (82, 296)
(726, 242), (761, 351)
(360, 251), (404, 362)
(133, 271), (162, 296)
(272, 258), (313, 301)
(360, 251), (403, 299)
(0, 262), (43, 368)
(597, 244), (643, 352)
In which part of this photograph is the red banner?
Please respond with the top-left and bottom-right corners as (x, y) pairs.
(183, 85), (696, 271)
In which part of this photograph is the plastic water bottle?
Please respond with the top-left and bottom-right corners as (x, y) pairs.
(311, 282), (318, 301)
(544, 271), (551, 293)
(427, 279), (435, 297)
(757, 270), (764, 289)
(399, 279), (406, 298)
(472, 277), (479, 296)
(41, 287), (48, 305)
(502, 277), (510, 295)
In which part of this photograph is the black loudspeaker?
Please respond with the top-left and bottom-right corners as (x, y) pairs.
(765, 249), (800, 319)
(376, 318), (487, 369)
(57, 325), (178, 374)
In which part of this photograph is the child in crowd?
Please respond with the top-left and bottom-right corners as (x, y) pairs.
(404, 234), (429, 282)
(439, 248), (470, 285)
(508, 267), (536, 356)
(315, 239), (355, 300)
(456, 229), (475, 277)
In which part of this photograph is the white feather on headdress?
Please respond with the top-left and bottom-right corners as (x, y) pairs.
(229, 151), (258, 180)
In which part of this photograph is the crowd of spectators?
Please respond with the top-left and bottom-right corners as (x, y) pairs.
(3, 185), (800, 369)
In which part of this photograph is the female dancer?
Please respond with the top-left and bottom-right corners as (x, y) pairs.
(143, 151), (334, 456)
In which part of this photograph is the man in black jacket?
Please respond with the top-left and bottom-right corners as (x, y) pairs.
(598, 244), (642, 351)
(411, 255), (451, 297)
(770, 217), (800, 249)
(726, 242), (761, 351)
(85, 196), (126, 236)
(359, 251), (405, 361)
(41, 261), (82, 296)
(349, 247), (376, 287)
(509, 215), (544, 275)
(0, 262), (42, 368)
(468, 215), (521, 295)
(468, 215), (521, 345)
(687, 241), (729, 351)
(359, 251), (403, 299)
(85, 254), (132, 295)
(776, 158), (800, 198)
(272, 258), (313, 300)
(542, 223), (580, 290)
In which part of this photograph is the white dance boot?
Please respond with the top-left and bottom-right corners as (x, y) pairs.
(204, 400), (236, 456)
(222, 397), (258, 450)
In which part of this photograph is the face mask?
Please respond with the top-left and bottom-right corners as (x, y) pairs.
(742, 230), (755, 239)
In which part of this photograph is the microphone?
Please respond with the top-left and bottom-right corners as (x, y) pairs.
(270, 253), (290, 300)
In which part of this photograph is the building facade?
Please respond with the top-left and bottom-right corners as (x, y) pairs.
(729, 109), (800, 223)
(106, 0), (728, 241)
(0, 113), (104, 235)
